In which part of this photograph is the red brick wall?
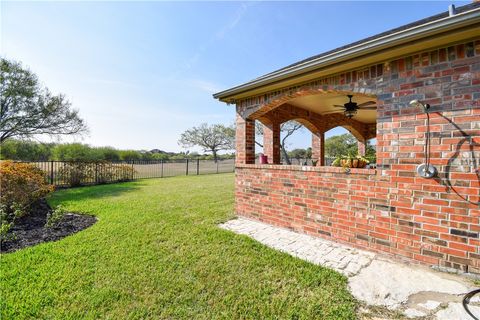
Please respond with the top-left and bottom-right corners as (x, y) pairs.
(234, 39), (480, 274)
(235, 113), (255, 165)
(262, 122), (281, 164)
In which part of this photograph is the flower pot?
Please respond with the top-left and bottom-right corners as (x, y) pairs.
(259, 154), (268, 164)
(340, 159), (350, 168)
(341, 159), (367, 168)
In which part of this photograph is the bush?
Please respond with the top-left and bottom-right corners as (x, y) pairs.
(0, 204), (22, 241)
(45, 205), (66, 228)
(57, 161), (135, 187)
(99, 163), (135, 183)
(57, 162), (90, 187)
(0, 161), (54, 238)
(0, 161), (54, 213)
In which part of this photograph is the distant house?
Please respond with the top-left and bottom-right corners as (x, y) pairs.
(214, 3), (480, 274)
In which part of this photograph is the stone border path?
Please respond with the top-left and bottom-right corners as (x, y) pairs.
(220, 218), (479, 319)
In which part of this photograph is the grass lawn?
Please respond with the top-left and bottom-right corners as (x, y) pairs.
(1, 173), (356, 319)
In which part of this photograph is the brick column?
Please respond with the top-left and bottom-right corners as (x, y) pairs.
(312, 132), (325, 166)
(263, 122), (280, 164)
(235, 112), (255, 165)
(358, 139), (366, 156)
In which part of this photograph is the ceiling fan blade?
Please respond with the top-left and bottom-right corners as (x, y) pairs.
(322, 110), (343, 114)
(358, 106), (377, 110)
(333, 105), (345, 108)
(357, 101), (376, 107)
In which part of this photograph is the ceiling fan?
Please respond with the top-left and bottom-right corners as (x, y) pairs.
(325, 95), (377, 118)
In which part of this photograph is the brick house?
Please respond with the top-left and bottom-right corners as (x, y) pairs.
(214, 3), (480, 274)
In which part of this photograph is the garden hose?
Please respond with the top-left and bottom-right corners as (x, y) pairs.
(463, 288), (480, 320)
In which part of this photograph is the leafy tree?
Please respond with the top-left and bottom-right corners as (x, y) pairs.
(255, 120), (304, 164)
(0, 58), (87, 143)
(150, 153), (169, 160)
(288, 148), (312, 160)
(0, 139), (237, 162)
(324, 133), (358, 158)
(118, 150), (142, 161)
(324, 133), (376, 162)
(51, 143), (99, 161)
(0, 139), (53, 160)
(178, 123), (235, 162)
(365, 140), (376, 162)
(95, 146), (120, 161)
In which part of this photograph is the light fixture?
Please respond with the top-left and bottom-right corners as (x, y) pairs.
(409, 99), (436, 179)
(344, 109), (357, 118)
(409, 100), (430, 112)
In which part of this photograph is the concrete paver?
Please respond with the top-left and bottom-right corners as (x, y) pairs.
(220, 218), (479, 319)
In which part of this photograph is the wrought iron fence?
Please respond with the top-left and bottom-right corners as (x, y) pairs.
(27, 159), (235, 188)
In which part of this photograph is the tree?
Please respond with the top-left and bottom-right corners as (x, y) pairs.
(0, 139), (53, 161)
(118, 150), (142, 161)
(51, 143), (99, 161)
(95, 146), (120, 161)
(0, 58), (87, 143)
(178, 123), (235, 162)
(288, 148), (312, 160)
(324, 133), (358, 158)
(255, 120), (304, 164)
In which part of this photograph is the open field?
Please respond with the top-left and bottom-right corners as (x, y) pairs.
(132, 159), (235, 177)
(0, 173), (355, 319)
(27, 159), (235, 186)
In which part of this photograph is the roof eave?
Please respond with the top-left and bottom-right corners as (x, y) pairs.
(213, 7), (480, 102)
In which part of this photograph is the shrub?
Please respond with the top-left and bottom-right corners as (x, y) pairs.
(96, 163), (135, 183)
(0, 203), (25, 240)
(57, 161), (135, 187)
(0, 161), (54, 213)
(45, 205), (66, 228)
(0, 161), (54, 238)
(57, 162), (90, 187)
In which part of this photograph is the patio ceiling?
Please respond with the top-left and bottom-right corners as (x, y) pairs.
(287, 93), (377, 124)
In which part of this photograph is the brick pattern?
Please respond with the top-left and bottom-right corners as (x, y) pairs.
(262, 122), (281, 164)
(311, 132), (325, 165)
(358, 140), (366, 156)
(235, 113), (255, 165)
(234, 39), (480, 274)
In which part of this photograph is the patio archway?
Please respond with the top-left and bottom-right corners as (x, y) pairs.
(249, 91), (378, 166)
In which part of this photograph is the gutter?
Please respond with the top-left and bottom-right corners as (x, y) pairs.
(213, 6), (480, 101)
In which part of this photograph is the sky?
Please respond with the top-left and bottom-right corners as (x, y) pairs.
(1, 0), (471, 153)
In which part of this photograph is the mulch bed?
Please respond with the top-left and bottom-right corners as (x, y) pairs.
(1, 199), (96, 253)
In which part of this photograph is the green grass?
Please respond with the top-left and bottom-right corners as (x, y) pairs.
(1, 173), (356, 319)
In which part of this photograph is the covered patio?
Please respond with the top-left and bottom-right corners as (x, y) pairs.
(252, 92), (377, 166)
(214, 2), (480, 275)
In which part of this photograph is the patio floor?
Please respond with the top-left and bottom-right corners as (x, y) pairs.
(220, 218), (480, 319)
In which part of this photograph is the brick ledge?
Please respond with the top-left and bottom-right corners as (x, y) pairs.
(236, 164), (377, 175)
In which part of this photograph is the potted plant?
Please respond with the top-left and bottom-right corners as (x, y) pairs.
(332, 154), (369, 168)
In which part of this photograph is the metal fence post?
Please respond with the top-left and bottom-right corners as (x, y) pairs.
(131, 160), (135, 180)
(50, 161), (54, 185)
(196, 158), (199, 175)
(95, 162), (98, 184)
(161, 160), (164, 178)
(186, 159), (189, 175)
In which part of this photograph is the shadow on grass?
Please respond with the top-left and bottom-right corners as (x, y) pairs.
(49, 180), (147, 204)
